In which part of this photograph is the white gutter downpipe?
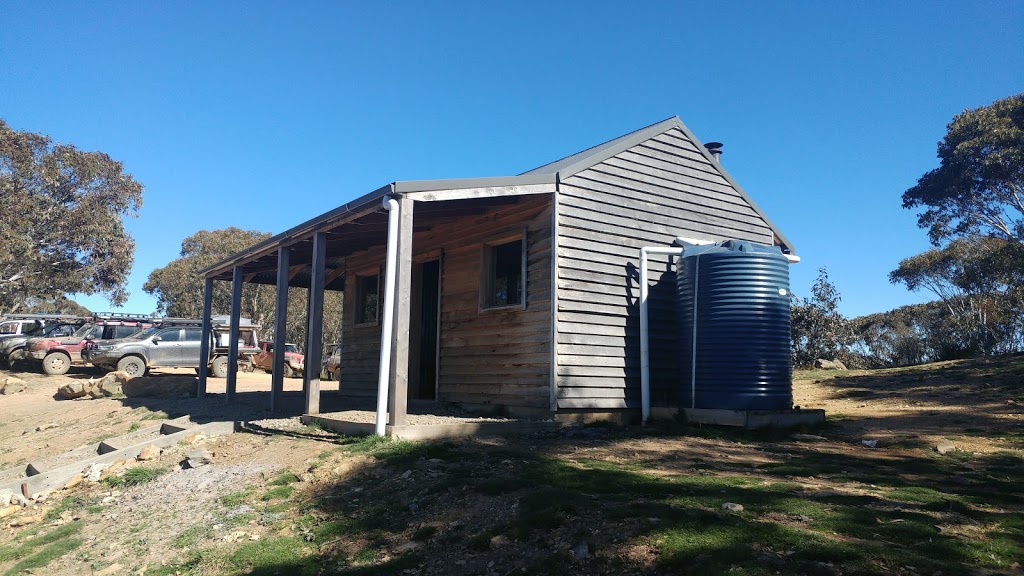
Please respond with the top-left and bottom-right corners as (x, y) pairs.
(375, 195), (401, 436)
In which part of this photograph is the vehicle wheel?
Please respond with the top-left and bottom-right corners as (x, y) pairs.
(117, 356), (146, 378)
(211, 356), (229, 378)
(42, 352), (71, 375)
(283, 364), (295, 379)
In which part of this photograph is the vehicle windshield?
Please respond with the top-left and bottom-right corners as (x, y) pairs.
(41, 323), (77, 336)
(285, 344), (299, 354)
(128, 326), (162, 340)
(71, 324), (95, 338)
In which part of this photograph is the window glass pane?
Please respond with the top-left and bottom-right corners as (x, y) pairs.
(357, 274), (379, 323)
(183, 328), (203, 341)
(159, 328), (181, 342)
(491, 240), (523, 307)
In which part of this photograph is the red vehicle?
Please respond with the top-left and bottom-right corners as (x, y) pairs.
(251, 341), (305, 378)
(25, 314), (153, 375)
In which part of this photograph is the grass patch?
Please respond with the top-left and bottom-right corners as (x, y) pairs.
(262, 485), (294, 501)
(43, 495), (85, 521)
(268, 471), (300, 486)
(127, 422), (140, 432)
(173, 524), (211, 549)
(0, 523), (84, 575)
(102, 465), (167, 488)
(226, 536), (317, 576)
(144, 551), (207, 576)
(221, 489), (254, 507)
(181, 357), (1024, 576)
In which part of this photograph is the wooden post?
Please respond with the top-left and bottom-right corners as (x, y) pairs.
(271, 247), (290, 412)
(388, 196), (414, 427)
(226, 265), (243, 404)
(304, 232), (326, 415)
(197, 278), (214, 398)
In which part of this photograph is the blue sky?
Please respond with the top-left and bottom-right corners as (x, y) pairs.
(2, 1), (1022, 318)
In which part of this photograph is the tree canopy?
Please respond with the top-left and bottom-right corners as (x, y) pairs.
(144, 228), (342, 348)
(889, 236), (1024, 356)
(902, 93), (1024, 245)
(791, 268), (852, 367)
(144, 227), (274, 322)
(0, 119), (143, 315)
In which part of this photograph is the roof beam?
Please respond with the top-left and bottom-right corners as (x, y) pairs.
(402, 184), (553, 202)
(288, 263), (307, 281)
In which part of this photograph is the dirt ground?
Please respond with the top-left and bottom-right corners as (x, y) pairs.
(0, 357), (1021, 575)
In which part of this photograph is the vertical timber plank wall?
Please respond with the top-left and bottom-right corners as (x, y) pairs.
(555, 127), (775, 410)
(340, 195), (553, 414)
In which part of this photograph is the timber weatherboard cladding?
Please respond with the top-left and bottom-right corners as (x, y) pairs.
(554, 127), (776, 410)
(339, 196), (553, 412)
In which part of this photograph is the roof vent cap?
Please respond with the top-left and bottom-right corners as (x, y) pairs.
(704, 142), (723, 162)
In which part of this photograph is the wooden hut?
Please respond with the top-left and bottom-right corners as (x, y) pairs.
(199, 116), (795, 430)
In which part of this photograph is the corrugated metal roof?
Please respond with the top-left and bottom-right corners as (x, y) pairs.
(201, 116), (795, 279)
(520, 116), (682, 178)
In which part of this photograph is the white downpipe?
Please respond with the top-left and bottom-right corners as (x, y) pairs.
(639, 246), (684, 425)
(375, 196), (401, 436)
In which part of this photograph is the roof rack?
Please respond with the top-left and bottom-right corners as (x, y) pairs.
(155, 317), (204, 326)
(92, 312), (157, 321)
(1, 314), (92, 321)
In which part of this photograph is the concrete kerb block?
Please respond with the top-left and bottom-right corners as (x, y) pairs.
(0, 419), (238, 496)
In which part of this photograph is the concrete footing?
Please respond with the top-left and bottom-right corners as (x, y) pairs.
(301, 414), (561, 440)
(682, 408), (825, 429)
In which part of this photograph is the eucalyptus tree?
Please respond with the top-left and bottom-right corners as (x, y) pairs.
(0, 119), (143, 314)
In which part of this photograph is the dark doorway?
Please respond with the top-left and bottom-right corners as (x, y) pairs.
(409, 259), (440, 400)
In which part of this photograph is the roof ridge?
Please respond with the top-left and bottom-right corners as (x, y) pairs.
(518, 116), (681, 177)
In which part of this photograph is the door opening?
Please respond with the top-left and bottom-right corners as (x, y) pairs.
(409, 259), (440, 400)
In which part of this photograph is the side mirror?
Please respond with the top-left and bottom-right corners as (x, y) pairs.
(152, 336), (161, 343)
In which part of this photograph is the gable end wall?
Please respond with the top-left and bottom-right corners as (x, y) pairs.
(554, 127), (776, 410)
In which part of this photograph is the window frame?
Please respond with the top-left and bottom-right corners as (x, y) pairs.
(354, 268), (382, 326)
(480, 230), (527, 311)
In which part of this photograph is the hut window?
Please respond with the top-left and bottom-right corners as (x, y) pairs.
(355, 273), (380, 324)
(481, 235), (525, 309)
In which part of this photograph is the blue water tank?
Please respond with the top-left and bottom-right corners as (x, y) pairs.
(676, 240), (792, 410)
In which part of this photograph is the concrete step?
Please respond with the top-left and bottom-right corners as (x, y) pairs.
(0, 416), (237, 497)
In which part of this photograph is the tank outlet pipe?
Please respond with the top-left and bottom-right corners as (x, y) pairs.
(376, 195), (401, 436)
(639, 246), (685, 425)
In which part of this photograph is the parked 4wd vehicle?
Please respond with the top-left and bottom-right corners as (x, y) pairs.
(324, 343), (341, 381)
(0, 318), (44, 338)
(84, 321), (260, 378)
(0, 319), (87, 370)
(25, 315), (153, 375)
(251, 341), (305, 378)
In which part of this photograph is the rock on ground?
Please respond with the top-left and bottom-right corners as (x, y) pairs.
(814, 358), (848, 370)
(0, 376), (27, 395)
(122, 376), (196, 398)
(57, 381), (89, 400)
(137, 444), (161, 461)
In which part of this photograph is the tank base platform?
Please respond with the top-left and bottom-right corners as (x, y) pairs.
(682, 408), (825, 430)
